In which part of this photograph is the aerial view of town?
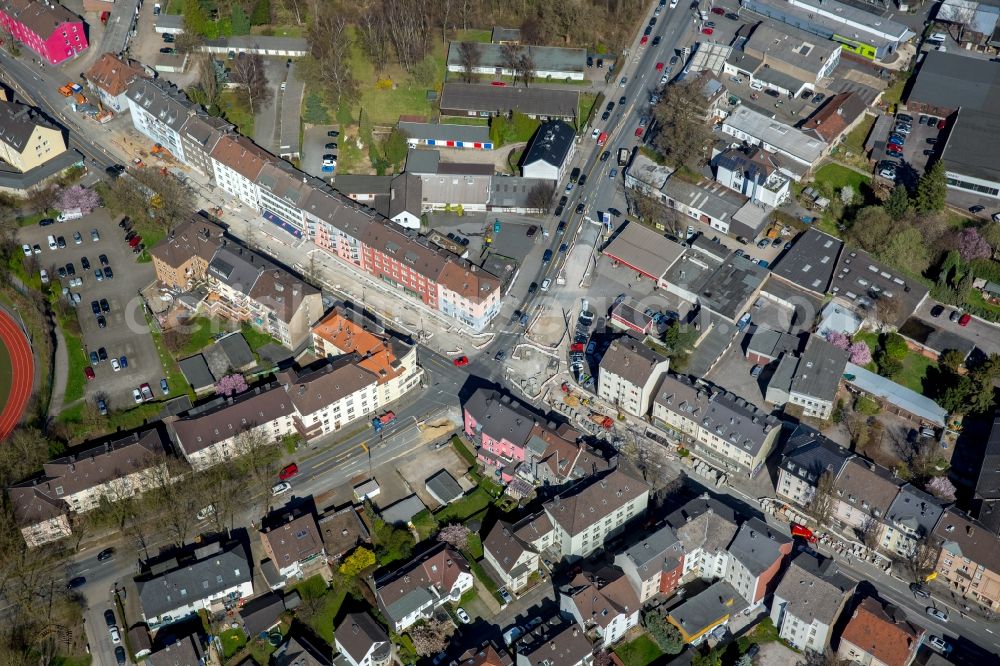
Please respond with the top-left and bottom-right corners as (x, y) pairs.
(1, 0), (1000, 664)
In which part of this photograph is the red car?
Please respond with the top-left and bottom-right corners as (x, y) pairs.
(84, 366), (95, 380)
(635, 127), (645, 138)
(279, 463), (299, 480)
(655, 62), (664, 71)
(453, 355), (469, 366)
(959, 313), (971, 326)
(887, 143), (903, 152)
(640, 35), (649, 46)
(711, 6), (726, 14)
(570, 342), (585, 353)
(490, 81), (506, 87)
(129, 235), (142, 248)
(702, 27), (714, 35)
(937, 118), (947, 130)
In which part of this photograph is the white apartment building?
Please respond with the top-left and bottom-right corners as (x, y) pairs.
(597, 333), (669, 417)
(770, 553), (855, 654)
(560, 570), (640, 648)
(279, 359), (380, 440)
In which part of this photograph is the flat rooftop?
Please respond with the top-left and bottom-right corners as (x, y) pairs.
(723, 106), (828, 165)
(603, 221), (685, 281)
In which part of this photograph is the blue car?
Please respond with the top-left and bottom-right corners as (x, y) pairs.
(321, 164), (335, 173)
(542, 249), (553, 263)
(90, 351), (99, 366)
(119, 355), (128, 369)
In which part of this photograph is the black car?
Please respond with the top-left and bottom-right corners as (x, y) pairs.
(100, 298), (110, 313)
(65, 263), (75, 276)
(91, 300), (100, 315)
(104, 609), (116, 627)
(542, 249), (553, 263)
(576, 203), (585, 214)
(669, 55), (679, 66)
(606, 101), (615, 112)
(162, 33), (175, 42)
(494, 350), (506, 361)
(600, 150), (611, 162)
(99, 253), (109, 266)
(586, 55), (593, 67)
(104, 164), (125, 178)
(39, 218), (55, 226)
(601, 111), (611, 121)
(559, 243), (568, 253)
(325, 142), (338, 149)
(81, 257), (90, 270)
(159, 47), (175, 54)
(97, 315), (106, 329)
(608, 207), (622, 217)
(557, 221), (567, 234)
(927, 137), (938, 145)
(115, 646), (126, 665)
(528, 281), (538, 294)
(98, 347), (108, 361)
(725, 12), (739, 19)
(950, 310), (961, 322)
(578, 174), (587, 186)
(970, 204), (986, 213)
(619, 95), (626, 106)
(554, 205), (564, 216)
(559, 195), (568, 207)
(327, 129), (340, 137)
(118, 217), (130, 229)
(133, 244), (145, 254)
(67, 576), (86, 589)
(652, 35), (661, 46)
(909, 582), (930, 598)
(57, 266), (66, 279)
(57, 236), (66, 248)
(643, 26), (652, 36)
(125, 230), (136, 242)
(765, 89), (780, 98)
(97, 547), (114, 561)
(930, 304), (945, 317)
(104, 266), (113, 279)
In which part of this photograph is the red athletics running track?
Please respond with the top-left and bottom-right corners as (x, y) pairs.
(0, 307), (33, 440)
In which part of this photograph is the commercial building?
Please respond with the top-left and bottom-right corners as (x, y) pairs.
(725, 21), (840, 96)
(659, 175), (772, 240)
(0, 99), (68, 173)
(652, 374), (782, 477)
(335, 613), (392, 666)
(613, 524), (685, 602)
(766, 335), (848, 420)
(932, 508), (1000, 611)
(600, 220), (686, 289)
(85, 53), (147, 114)
(0, 0), (87, 64)
(439, 82), (579, 121)
(770, 228), (843, 296)
(597, 333), (670, 417)
(374, 544), (473, 632)
(8, 429), (170, 547)
(746, 327), (801, 366)
(398, 121), (493, 150)
(521, 121), (576, 181)
(770, 552), (855, 654)
(541, 468), (650, 559)
(136, 539), (254, 628)
(836, 597), (923, 666)
(560, 569), (640, 647)
(830, 248), (930, 329)
(721, 106), (828, 179)
(446, 42), (586, 81)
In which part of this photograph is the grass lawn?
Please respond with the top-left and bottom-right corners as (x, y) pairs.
(16, 209), (58, 227)
(843, 114), (876, 155)
(220, 628), (248, 659)
(145, 310), (191, 400)
(412, 508), (439, 540)
(333, 132), (366, 175)
(614, 634), (664, 666)
(578, 93), (599, 131)
(435, 486), (491, 523)
(51, 656), (91, 666)
(60, 326), (88, 412)
(814, 162), (871, 193)
(180, 316), (218, 356)
(218, 90), (255, 136)
(441, 117), (489, 126)
(240, 322), (279, 355)
(882, 73), (909, 107)
(451, 435), (476, 466)
(965, 289), (1000, 319)
(945, 208), (976, 230)
(292, 575), (346, 644)
(251, 24), (303, 37)
(895, 352), (936, 394)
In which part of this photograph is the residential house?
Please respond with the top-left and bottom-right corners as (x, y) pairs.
(712, 147), (791, 208)
(746, 327), (801, 366)
(830, 248), (930, 329)
(514, 622), (594, 666)
(374, 544), (473, 632)
(652, 374), (782, 477)
(836, 597), (923, 666)
(597, 333), (669, 417)
(831, 458), (903, 545)
(666, 580), (748, 645)
(667, 496), (739, 582)
(239, 591), (286, 638)
(278, 359), (380, 441)
(721, 106), (828, 180)
(458, 645), (511, 666)
(769, 228), (843, 297)
(260, 508), (325, 587)
(559, 568), (640, 648)
(446, 42), (587, 81)
(84, 53), (146, 113)
(147, 635), (204, 666)
(8, 429), (170, 547)
(439, 82), (579, 121)
(776, 425), (852, 509)
(801, 92), (869, 146)
(169, 384), (298, 471)
(255, 161), (315, 237)
(125, 78), (206, 166)
(521, 121), (576, 182)
(335, 613), (391, 666)
(149, 214), (224, 292)
(724, 517), (793, 606)
(613, 524), (685, 602)
(542, 468), (650, 559)
(0, 99), (68, 173)
(135, 539), (254, 629)
(770, 552), (855, 654)
(483, 517), (544, 593)
(318, 506), (370, 561)
(275, 633), (333, 666)
(0, 0), (88, 64)
(932, 508), (1000, 611)
(311, 308), (424, 410)
(765, 335), (848, 420)
(881, 484), (946, 557)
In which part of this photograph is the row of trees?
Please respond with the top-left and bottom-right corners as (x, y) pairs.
(102, 166), (194, 230)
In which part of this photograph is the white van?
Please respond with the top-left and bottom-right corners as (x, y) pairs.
(47, 235), (57, 250)
(928, 32), (947, 44)
(57, 209), (83, 222)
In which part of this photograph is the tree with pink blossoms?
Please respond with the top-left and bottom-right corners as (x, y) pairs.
(848, 342), (872, 366)
(957, 228), (991, 261)
(926, 476), (956, 501)
(824, 330), (850, 350)
(56, 185), (100, 214)
(436, 523), (470, 551)
(215, 373), (248, 396)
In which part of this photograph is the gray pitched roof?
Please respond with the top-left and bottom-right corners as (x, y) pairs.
(727, 517), (791, 576)
(136, 540), (252, 622)
(447, 42), (586, 75)
(208, 245), (264, 294)
(216, 332), (254, 370)
(147, 635), (204, 666)
(464, 389), (538, 447)
(126, 78), (198, 132)
(668, 580), (748, 636)
(787, 335), (848, 402)
(398, 121), (491, 145)
(885, 484), (946, 537)
(617, 524), (683, 574)
(425, 470), (464, 505)
(779, 425), (852, 483)
(599, 332), (668, 388)
(336, 613), (389, 665)
(240, 591), (285, 637)
(380, 494), (427, 526)
(773, 552), (854, 626)
(976, 414), (1000, 501)
(0, 100), (57, 153)
(178, 354), (216, 391)
(747, 327), (801, 361)
(440, 82), (579, 119)
(543, 468), (649, 537)
(771, 228), (843, 294)
(522, 121), (575, 169)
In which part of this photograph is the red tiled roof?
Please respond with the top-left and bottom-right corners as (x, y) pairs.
(840, 597), (922, 666)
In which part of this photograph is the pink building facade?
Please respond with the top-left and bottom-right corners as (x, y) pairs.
(0, 0), (87, 64)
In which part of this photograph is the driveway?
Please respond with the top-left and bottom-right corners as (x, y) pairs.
(911, 298), (1000, 358)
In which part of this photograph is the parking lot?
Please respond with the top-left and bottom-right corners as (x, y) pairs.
(17, 209), (166, 413)
(881, 112), (949, 187)
(302, 125), (341, 181)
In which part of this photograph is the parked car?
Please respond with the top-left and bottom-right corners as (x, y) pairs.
(950, 309), (961, 322)
(99, 253), (109, 266)
(925, 606), (948, 622)
(100, 298), (110, 313)
(84, 367), (95, 380)
(132, 388), (142, 403)
(453, 355), (469, 366)
(279, 463), (299, 480)
(104, 610), (116, 627)
(97, 315), (106, 328)
(115, 646), (126, 665)
(160, 378), (169, 394)
(109, 626), (120, 644)
(104, 266), (113, 279)
(110, 358), (120, 372)
(271, 481), (292, 496)
(959, 313), (971, 326)
(928, 636), (951, 654)
(456, 608), (471, 623)
(119, 355), (128, 368)
(930, 304), (945, 318)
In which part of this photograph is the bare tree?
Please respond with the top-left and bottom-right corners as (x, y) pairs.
(652, 79), (712, 169)
(499, 43), (522, 78)
(871, 295), (901, 331)
(198, 55), (220, 107)
(457, 42), (481, 83)
(229, 51), (272, 115)
(898, 534), (940, 583)
(355, 1), (390, 73)
(526, 181), (555, 211)
(806, 471), (836, 526)
(517, 51), (536, 87)
(856, 517), (881, 550)
(409, 618), (453, 656)
(382, 0), (434, 71)
(306, 6), (359, 105)
(130, 167), (195, 229)
(233, 428), (282, 515)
